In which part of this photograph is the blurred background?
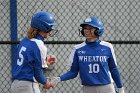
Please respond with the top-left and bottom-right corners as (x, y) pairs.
(0, 0), (140, 93)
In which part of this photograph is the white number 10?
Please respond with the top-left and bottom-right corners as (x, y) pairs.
(17, 46), (26, 66)
(88, 63), (99, 73)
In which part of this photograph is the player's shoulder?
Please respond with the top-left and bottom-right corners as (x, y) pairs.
(20, 37), (31, 46)
(30, 38), (45, 47)
(30, 38), (47, 51)
(29, 38), (44, 49)
(30, 38), (43, 44)
(100, 40), (113, 48)
(20, 37), (29, 42)
(74, 42), (86, 49)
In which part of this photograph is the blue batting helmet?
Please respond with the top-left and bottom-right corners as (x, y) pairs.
(31, 11), (57, 33)
(80, 16), (105, 36)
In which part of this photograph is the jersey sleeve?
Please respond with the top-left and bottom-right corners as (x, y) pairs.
(108, 44), (123, 88)
(60, 47), (79, 81)
(30, 39), (48, 84)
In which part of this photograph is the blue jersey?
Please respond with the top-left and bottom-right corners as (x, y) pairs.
(60, 39), (123, 88)
(12, 35), (48, 84)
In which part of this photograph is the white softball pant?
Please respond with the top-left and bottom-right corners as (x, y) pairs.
(11, 80), (41, 93)
(83, 83), (116, 93)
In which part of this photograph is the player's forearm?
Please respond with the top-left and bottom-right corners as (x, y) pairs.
(60, 70), (78, 81)
(60, 64), (79, 81)
(110, 67), (123, 88)
(34, 68), (47, 84)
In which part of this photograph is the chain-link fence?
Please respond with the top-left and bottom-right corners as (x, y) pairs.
(0, 0), (140, 93)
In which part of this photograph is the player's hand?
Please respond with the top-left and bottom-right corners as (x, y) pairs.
(118, 87), (125, 93)
(43, 81), (53, 89)
(50, 77), (61, 86)
(46, 55), (56, 66)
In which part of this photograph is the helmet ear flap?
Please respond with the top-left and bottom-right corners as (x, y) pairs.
(79, 27), (85, 36)
(94, 28), (104, 36)
(81, 28), (85, 36)
(94, 29), (99, 36)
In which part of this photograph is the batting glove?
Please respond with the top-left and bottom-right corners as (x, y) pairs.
(50, 77), (61, 86)
(118, 87), (125, 93)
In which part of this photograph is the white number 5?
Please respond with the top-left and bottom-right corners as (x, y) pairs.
(17, 46), (26, 66)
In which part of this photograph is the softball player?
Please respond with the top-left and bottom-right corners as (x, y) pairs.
(11, 11), (57, 93)
(52, 16), (125, 93)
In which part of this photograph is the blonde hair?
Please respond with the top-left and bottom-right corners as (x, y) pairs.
(27, 27), (39, 39)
